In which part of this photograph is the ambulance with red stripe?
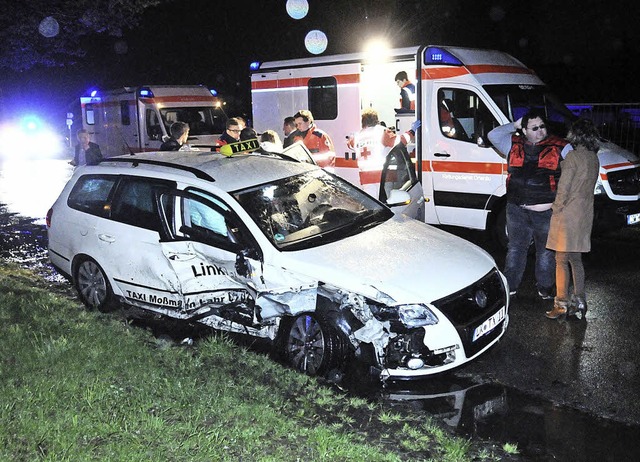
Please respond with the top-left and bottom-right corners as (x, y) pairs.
(81, 85), (227, 158)
(251, 45), (640, 244)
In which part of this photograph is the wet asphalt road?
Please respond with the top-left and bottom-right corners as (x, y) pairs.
(447, 226), (640, 427)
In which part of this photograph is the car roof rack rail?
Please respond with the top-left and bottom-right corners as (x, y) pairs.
(98, 157), (215, 182)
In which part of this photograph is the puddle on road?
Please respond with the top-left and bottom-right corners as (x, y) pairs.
(342, 374), (640, 461)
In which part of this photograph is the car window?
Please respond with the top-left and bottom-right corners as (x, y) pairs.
(110, 177), (175, 231)
(67, 175), (118, 217)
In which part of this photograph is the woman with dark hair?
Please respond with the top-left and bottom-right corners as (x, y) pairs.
(545, 118), (601, 319)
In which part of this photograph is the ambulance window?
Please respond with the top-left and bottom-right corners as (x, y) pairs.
(308, 77), (337, 120)
(147, 110), (162, 140)
(85, 105), (95, 125)
(120, 101), (131, 126)
(437, 88), (499, 144)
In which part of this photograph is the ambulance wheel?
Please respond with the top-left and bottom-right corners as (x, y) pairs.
(283, 313), (343, 376)
(74, 258), (115, 313)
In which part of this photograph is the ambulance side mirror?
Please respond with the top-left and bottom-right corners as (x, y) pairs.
(476, 135), (489, 148)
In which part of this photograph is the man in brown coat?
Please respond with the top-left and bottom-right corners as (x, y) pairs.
(545, 119), (601, 319)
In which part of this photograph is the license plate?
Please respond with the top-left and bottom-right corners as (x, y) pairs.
(472, 307), (506, 342)
(627, 212), (640, 225)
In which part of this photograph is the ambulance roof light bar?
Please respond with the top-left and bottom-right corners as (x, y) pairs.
(249, 61), (261, 71)
(424, 46), (463, 66)
(138, 87), (154, 98)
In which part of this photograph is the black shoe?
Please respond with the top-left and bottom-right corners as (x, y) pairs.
(538, 287), (554, 300)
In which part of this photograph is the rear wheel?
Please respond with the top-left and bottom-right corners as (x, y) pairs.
(75, 258), (115, 313)
(284, 313), (343, 376)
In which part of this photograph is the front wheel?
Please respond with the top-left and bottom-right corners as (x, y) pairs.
(284, 313), (344, 376)
(75, 258), (116, 313)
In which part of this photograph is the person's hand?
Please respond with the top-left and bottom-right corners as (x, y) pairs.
(411, 119), (421, 133)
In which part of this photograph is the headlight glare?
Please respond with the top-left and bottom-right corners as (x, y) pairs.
(398, 304), (438, 328)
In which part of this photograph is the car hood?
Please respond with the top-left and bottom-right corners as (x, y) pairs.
(279, 215), (498, 304)
(598, 140), (639, 167)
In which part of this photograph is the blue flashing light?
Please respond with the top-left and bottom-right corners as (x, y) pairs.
(249, 61), (261, 71)
(138, 87), (154, 98)
(424, 47), (463, 66)
(209, 88), (218, 96)
(90, 90), (98, 97)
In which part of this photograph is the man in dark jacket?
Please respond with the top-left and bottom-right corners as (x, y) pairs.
(160, 122), (190, 151)
(488, 109), (573, 300)
(72, 129), (103, 166)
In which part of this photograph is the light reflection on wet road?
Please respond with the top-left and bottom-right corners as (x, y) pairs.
(0, 157), (73, 223)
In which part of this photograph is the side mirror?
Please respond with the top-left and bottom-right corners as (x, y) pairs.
(386, 189), (411, 207)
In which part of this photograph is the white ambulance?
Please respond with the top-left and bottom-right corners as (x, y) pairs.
(81, 85), (227, 158)
(251, 45), (640, 245)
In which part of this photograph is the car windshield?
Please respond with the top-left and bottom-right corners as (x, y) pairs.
(483, 84), (577, 137)
(234, 169), (393, 250)
(160, 106), (227, 136)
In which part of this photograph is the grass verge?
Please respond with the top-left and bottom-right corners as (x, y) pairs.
(0, 262), (516, 461)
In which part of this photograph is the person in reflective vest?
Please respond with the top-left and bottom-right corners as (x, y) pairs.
(347, 108), (419, 196)
(292, 109), (335, 168)
(488, 108), (572, 301)
(394, 71), (416, 112)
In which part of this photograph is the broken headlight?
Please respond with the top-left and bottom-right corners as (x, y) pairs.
(398, 304), (439, 328)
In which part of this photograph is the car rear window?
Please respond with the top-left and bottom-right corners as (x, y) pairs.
(67, 175), (118, 217)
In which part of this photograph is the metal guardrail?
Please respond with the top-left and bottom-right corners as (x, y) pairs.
(566, 103), (640, 155)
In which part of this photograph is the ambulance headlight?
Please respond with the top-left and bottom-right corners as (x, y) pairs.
(398, 304), (439, 328)
(594, 177), (606, 195)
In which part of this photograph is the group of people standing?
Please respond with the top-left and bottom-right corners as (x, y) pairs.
(488, 110), (601, 320)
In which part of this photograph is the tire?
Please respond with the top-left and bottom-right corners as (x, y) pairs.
(283, 313), (344, 376)
(74, 258), (116, 313)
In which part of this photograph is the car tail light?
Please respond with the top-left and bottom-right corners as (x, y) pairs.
(46, 207), (53, 228)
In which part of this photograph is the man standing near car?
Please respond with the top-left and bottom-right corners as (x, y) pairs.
(217, 118), (242, 147)
(71, 129), (103, 166)
(488, 109), (572, 300)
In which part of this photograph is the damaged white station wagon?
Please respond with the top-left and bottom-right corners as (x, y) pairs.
(47, 150), (509, 380)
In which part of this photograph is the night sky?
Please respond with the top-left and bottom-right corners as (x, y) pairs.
(2, 0), (639, 127)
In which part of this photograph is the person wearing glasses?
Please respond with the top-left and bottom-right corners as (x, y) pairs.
(217, 117), (242, 147)
(488, 109), (573, 302)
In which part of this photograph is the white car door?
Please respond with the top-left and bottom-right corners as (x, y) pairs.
(158, 189), (318, 336)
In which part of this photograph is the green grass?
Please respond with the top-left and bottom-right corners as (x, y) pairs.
(0, 262), (515, 461)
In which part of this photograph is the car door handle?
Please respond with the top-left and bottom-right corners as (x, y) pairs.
(168, 252), (196, 261)
(98, 234), (116, 243)
(434, 152), (450, 157)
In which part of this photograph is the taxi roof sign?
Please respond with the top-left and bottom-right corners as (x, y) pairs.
(219, 139), (260, 157)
